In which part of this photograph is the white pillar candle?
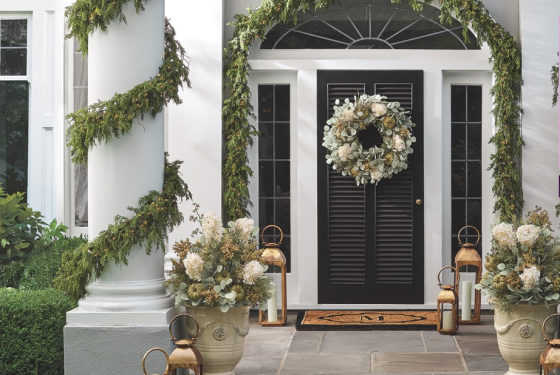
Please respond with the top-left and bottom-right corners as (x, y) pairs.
(461, 281), (472, 321)
(267, 282), (278, 322)
(442, 311), (453, 330)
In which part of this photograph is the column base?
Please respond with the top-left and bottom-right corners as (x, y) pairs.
(65, 305), (183, 375)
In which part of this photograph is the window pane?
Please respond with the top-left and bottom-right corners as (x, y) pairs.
(275, 199), (290, 235)
(258, 123), (273, 160)
(275, 123), (290, 160)
(467, 123), (481, 159)
(467, 161), (482, 197)
(275, 161), (290, 197)
(0, 81), (28, 197)
(467, 86), (482, 122)
(259, 199), (274, 229)
(258, 85), (273, 121)
(467, 199), (482, 232)
(451, 86), (466, 122)
(1, 20), (27, 47)
(275, 85), (290, 121)
(451, 200), (466, 235)
(451, 124), (465, 160)
(74, 88), (88, 110)
(1, 49), (26, 75)
(259, 161), (273, 198)
(451, 161), (466, 197)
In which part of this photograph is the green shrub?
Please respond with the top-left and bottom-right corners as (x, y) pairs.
(19, 236), (87, 290)
(0, 261), (26, 287)
(0, 288), (75, 375)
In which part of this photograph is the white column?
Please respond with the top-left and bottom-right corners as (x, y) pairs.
(75, 0), (171, 313)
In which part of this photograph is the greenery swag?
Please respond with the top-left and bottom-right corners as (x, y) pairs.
(322, 95), (416, 185)
(58, 0), (192, 301)
(54, 156), (191, 302)
(224, 0), (523, 221)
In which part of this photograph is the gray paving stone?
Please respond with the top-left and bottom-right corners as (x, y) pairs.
(281, 353), (371, 373)
(422, 331), (458, 353)
(320, 331), (424, 353)
(372, 353), (464, 373)
(235, 356), (283, 373)
(288, 338), (323, 353)
(246, 326), (295, 343)
(244, 341), (288, 357)
(463, 355), (508, 371)
(454, 336), (501, 355)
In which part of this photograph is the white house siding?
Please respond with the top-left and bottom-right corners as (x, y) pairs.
(520, 0), (560, 229)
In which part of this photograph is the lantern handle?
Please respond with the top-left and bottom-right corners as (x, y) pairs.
(457, 225), (481, 247)
(437, 266), (459, 289)
(261, 225), (283, 246)
(169, 313), (200, 344)
(142, 347), (170, 375)
(541, 313), (560, 341)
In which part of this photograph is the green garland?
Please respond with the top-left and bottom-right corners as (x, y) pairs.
(223, 0), (523, 222)
(552, 63), (559, 107)
(54, 156), (192, 302)
(57, 0), (193, 301)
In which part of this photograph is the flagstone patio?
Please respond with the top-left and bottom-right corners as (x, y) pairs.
(235, 312), (508, 374)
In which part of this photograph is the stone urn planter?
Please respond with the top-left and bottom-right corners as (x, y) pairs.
(494, 303), (558, 375)
(184, 305), (251, 375)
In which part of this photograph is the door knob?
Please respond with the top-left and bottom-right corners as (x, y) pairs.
(416, 199), (422, 205)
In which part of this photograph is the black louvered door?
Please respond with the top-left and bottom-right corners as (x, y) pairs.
(317, 71), (424, 304)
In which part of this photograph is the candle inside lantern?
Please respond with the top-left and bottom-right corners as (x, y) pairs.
(267, 282), (277, 322)
(442, 311), (453, 330)
(461, 280), (472, 321)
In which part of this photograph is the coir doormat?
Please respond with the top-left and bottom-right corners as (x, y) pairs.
(296, 310), (438, 331)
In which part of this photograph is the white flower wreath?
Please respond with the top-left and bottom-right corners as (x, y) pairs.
(322, 94), (416, 185)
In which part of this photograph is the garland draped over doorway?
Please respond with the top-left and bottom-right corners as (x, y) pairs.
(223, 0), (523, 222)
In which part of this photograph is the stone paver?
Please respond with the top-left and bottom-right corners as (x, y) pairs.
(320, 331), (425, 353)
(422, 331), (458, 352)
(281, 353), (371, 373)
(463, 355), (508, 372)
(235, 357), (283, 373)
(288, 332), (323, 353)
(372, 353), (465, 373)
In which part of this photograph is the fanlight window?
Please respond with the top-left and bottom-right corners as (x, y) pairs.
(260, 0), (479, 50)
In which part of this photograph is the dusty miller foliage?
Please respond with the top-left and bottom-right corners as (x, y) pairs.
(57, 0), (193, 301)
(224, 0), (523, 222)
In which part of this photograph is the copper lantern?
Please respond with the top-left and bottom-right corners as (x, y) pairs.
(540, 313), (560, 375)
(142, 347), (170, 375)
(259, 225), (287, 326)
(167, 313), (203, 375)
(455, 225), (482, 324)
(437, 266), (459, 335)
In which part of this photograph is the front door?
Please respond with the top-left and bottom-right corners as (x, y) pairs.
(317, 70), (424, 304)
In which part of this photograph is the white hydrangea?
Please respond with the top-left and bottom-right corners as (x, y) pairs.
(202, 211), (223, 241)
(492, 223), (516, 248)
(516, 224), (540, 247)
(242, 260), (264, 285)
(184, 252), (204, 281)
(235, 217), (254, 239)
(340, 108), (355, 123)
(392, 135), (405, 152)
(338, 144), (353, 161)
(519, 265), (540, 291)
(371, 102), (387, 117)
(370, 169), (382, 182)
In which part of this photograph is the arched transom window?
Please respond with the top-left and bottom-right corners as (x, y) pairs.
(260, 0), (479, 50)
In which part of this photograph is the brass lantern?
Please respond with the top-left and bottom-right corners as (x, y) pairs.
(437, 266), (459, 335)
(540, 313), (560, 375)
(455, 225), (482, 324)
(167, 313), (203, 375)
(259, 225), (287, 326)
(142, 347), (170, 375)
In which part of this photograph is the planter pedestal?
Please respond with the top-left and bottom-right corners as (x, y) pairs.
(184, 305), (250, 375)
(494, 303), (558, 375)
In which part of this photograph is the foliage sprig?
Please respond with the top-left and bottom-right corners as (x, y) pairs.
(66, 18), (190, 165)
(54, 156), (192, 302)
(224, 0), (523, 221)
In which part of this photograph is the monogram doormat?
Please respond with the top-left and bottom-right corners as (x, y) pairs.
(296, 310), (438, 331)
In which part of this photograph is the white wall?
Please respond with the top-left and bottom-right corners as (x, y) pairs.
(520, 0), (560, 227)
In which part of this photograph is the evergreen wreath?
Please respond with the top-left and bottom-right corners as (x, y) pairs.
(225, 0), (523, 222)
(322, 95), (416, 185)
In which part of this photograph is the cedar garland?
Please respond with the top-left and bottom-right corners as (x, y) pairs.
(223, 0), (523, 222)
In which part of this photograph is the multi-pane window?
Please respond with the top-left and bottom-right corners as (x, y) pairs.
(258, 84), (291, 272)
(73, 39), (88, 227)
(0, 19), (28, 198)
(451, 85), (482, 263)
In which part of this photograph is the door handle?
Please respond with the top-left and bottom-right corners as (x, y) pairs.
(415, 199), (422, 205)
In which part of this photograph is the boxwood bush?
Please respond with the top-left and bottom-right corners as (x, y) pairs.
(0, 288), (75, 375)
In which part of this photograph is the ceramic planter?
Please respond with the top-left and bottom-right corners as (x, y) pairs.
(494, 303), (558, 375)
(184, 305), (250, 375)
